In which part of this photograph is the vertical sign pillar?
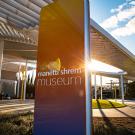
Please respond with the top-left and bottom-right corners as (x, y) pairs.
(34, 0), (92, 135)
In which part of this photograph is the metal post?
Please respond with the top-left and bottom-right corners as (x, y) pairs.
(94, 73), (97, 99)
(17, 64), (21, 98)
(0, 40), (4, 94)
(120, 74), (124, 104)
(114, 84), (117, 102)
(100, 76), (103, 100)
(110, 80), (113, 91)
(0, 40), (4, 80)
(119, 78), (121, 98)
(14, 81), (17, 97)
(110, 80), (113, 98)
(23, 60), (28, 100)
(84, 0), (92, 135)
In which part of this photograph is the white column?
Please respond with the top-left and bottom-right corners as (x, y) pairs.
(0, 40), (4, 94)
(14, 81), (17, 96)
(114, 84), (117, 102)
(120, 75), (124, 104)
(23, 60), (28, 100)
(100, 76), (103, 100)
(94, 73), (97, 99)
(0, 40), (4, 80)
(17, 64), (21, 98)
(110, 80), (113, 91)
(84, 0), (92, 134)
(119, 78), (121, 97)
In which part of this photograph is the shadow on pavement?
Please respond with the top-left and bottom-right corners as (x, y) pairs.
(108, 101), (135, 121)
(96, 100), (113, 129)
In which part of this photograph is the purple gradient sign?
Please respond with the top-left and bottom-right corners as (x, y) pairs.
(34, 0), (88, 135)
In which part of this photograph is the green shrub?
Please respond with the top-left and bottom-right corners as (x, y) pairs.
(0, 113), (33, 135)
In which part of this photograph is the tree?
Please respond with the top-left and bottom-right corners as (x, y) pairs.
(125, 81), (135, 99)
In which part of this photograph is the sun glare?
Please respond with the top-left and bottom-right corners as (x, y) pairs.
(88, 59), (123, 73)
(87, 59), (123, 85)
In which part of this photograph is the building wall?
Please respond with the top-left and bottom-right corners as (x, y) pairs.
(1, 70), (17, 80)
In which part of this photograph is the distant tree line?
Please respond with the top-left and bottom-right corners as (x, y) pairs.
(125, 81), (135, 99)
(26, 74), (35, 99)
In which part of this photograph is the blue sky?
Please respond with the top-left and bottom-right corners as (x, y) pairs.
(90, 0), (135, 55)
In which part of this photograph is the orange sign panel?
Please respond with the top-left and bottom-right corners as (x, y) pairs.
(34, 0), (86, 135)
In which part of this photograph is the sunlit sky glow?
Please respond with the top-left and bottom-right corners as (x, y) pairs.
(88, 59), (122, 85)
(90, 0), (135, 55)
(88, 59), (123, 73)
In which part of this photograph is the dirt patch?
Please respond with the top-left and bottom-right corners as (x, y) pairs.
(0, 113), (135, 135)
(93, 117), (135, 135)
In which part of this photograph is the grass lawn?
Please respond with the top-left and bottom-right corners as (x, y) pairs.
(92, 99), (126, 109)
(0, 113), (135, 135)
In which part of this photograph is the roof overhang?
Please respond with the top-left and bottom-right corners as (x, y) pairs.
(90, 19), (135, 80)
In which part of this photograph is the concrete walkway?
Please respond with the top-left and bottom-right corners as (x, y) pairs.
(0, 99), (34, 114)
(1, 99), (135, 118)
(93, 100), (135, 117)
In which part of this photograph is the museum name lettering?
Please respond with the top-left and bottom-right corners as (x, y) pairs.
(37, 68), (83, 86)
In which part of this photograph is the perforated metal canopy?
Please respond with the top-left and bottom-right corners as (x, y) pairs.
(0, 0), (52, 28)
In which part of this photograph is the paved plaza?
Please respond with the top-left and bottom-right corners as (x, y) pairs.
(0, 99), (135, 118)
(93, 100), (135, 117)
(0, 100), (34, 114)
